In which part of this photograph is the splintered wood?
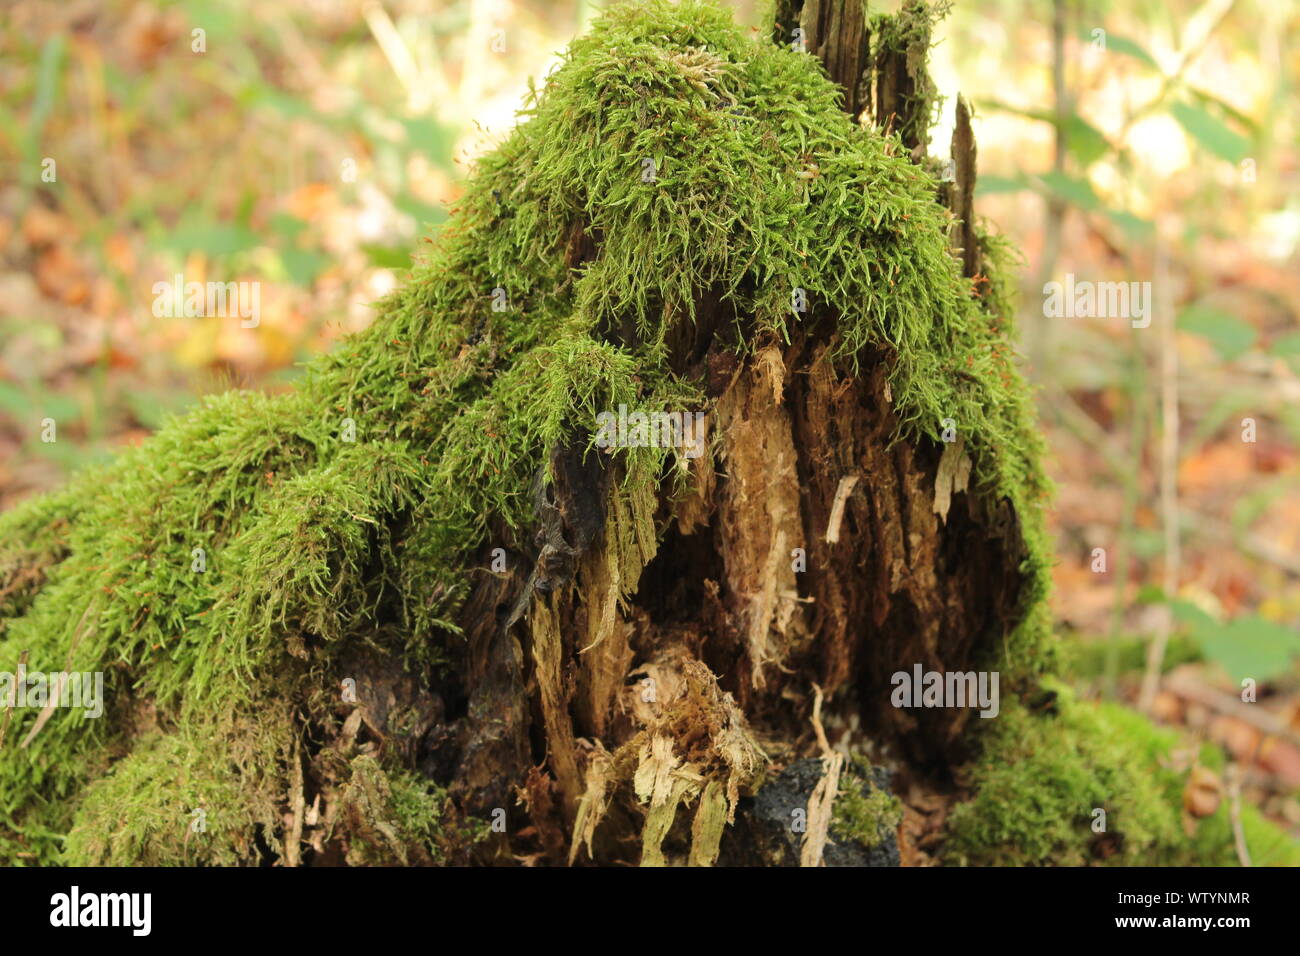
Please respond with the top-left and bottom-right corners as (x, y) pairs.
(716, 344), (808, 689)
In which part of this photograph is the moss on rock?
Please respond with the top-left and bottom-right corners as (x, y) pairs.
(832, 757), (903, 851)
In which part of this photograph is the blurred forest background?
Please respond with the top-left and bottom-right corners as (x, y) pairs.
(1, 0), (1298, 859)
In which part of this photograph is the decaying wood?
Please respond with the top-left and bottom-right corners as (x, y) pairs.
(796, 0), (872, 120)
(942, 95), (984, 280)
(430, 0), (1024, 865)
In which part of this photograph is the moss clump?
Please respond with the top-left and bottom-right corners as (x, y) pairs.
(0, 0), (1052, 864)
(1061, 632), (1201, 681)
(63, 703), (294, 866)
(335, 755), (484, 866)
(832, 758), (903, 850)
(943, 680), (1300, 867)
(1188, 802), (1300, 867)
(944, 684), (1186, 866)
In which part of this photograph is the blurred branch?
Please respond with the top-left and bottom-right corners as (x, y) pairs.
(1104, 325), (1148, 697)
(1114, 0), (1238, 142)
(1164, 669), (1300, 751)
(1140, 235), (1180, 713)
(1227, 763), (1253, 867)
(1185, 511), (1300, 578)
(1032, 0), (1070, 373)
(363, 1), (449, 113)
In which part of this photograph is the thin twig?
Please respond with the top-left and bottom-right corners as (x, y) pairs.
(0, 650), (29, 751)
(1226, 763), (1252, 867)
(825, 475), (860, 544)
(810, 682), (832, 757)
(1163, 670), (1300, 750)
(1140, 235), (1179, 713)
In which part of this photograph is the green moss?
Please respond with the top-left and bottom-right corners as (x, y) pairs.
(0, 0), (1053, 864)
(832, 758), (903, 849)
(1188, 802), (1300, 867)
(334, 755), (483, 866)
(945, 684), (1186, 866)
(944, 681), (1300, 866)
(64, 705), (293, 866)
(1061, 632), (1202, 681)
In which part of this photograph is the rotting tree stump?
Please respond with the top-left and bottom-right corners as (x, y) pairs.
(449, 0), (1043, 866)
(0, 0), (1059, 867)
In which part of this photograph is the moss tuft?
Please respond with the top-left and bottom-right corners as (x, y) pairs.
(944, 684), (1186, 866)
(335, 755), (484, 866)
(832, 757), (903, 850)
(944, 680), (1300, 866)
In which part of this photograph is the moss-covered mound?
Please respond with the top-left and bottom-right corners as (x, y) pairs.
(0, 0), (1251, 867)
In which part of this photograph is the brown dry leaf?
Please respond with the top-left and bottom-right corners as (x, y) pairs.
(1150, 690), (1184, 724)
(1178, 441), (1253, 493)
(21, 204), (70, 247)
(124, 4), (179, 68)
(1208, 714), (1261, 763)
(34, 245), (90, 305)
(104, 233), (136, 274)
(285, 182), (337, 222)
(1183, 765), (1222, 818)
(1258, 738), (1300, 788)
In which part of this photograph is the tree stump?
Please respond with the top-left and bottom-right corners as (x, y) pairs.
(0, 0), (1055, 867)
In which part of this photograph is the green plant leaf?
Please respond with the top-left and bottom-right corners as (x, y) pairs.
(278, 247), (330, 286)
(974, 174), (1026, 196)
(1269, 331), (1300, 358)
(976, 101), (1111, 168)
(1185, 87), (1260, 138)
(1168, 599), (1216, 629)
(1193, 615), (1300, 684)
(155, 220), (261, 258)
(1078, 29), (1160, 69)
(1037, 170), (1101, 210)
(1063, 114), (1111, 167)
(1170, 101), (1250, 164)
(401, 118), (453, 159)
(1178, 303), (1257, 360)
(362, 243), (413, 269)
(1104, 208), (1154, 239)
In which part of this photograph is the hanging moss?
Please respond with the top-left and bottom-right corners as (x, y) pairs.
(63, 707), (293, 867)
